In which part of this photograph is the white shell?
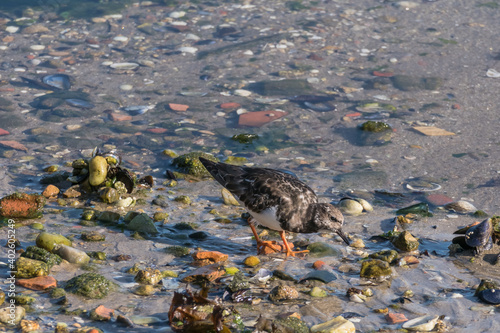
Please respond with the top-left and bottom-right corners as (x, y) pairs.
(234, 89), (252, 97)
(402, 315), (439, 331)
(110, 62), (139, 70)
(357, 198), (373, 212)
(486, 68), (500, 78)
(177, 46), (198, 54)
(444, 200), (477, 213)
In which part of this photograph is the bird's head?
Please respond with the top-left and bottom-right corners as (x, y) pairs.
(314, 203), (350, 245)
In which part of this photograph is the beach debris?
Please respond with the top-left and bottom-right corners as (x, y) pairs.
(16, 276), (57, 291)
(412, 126), (455, 136)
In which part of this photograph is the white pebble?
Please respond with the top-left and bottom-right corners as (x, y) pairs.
(389, 57), (398, 63)
(110, 62), (139, 70)
(120, 84), (133, 91)
(234, 89), (252, 97)
(169, 11), (185, 18)
(113, 36), (129, 42)
(216, 112), (226, 117)
(30, 45), (45, 51)
(185, 33), (200, 41)
(65, 124), (81, 131)
(243, 50), (254, 55)
(0, 46), (7, 51)
(5, 26), (19, 33)
(14, 68), (26, 72)
(177, 46), (198, 54)
(396, 1), (420, 9)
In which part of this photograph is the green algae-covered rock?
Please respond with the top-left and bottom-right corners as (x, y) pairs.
(273, 316), (309, 333)
(153, 212), (169, 222)
(231, 134), (259, 144)
(13, 294), (36, 305)
(127, 213), (158, 234)
(247, 79), (314, 96)
(227, 271), (249, 292)
(171, 152), (218, 178)
(164, 245), (190, 257)
(21, 245), (62, 268)
(307, 242), (341, 258)
(99, 187), (119, 204)
(359, 121), (392, 133)
(96, 211), (121, 223)
(65, 273), (114, 299)
(81, 231), (106, 242)
(15, 257), (49, 278)
(49, 288), (66, 299)
(174, 195), (191, 204)
(392, 230), (419, 252)
(134, 268), (163, 285)
(360, 259), (392, 279)
(369, 249), (398, 264)
(36, 232), (72, 252)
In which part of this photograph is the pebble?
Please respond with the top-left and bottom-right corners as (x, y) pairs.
(486, 69), (500, 78)
(169, 11), (186, 18)
(234, 89), (252, 97)
(120, 84), (134, 91)
(5, 26), (19, 33)
(110, 62), (139, 70)
(30, 45), (46, 51)
(177, 46), (198, 54)
(310, 316), (356, 333)
(113, 36), (129, 42)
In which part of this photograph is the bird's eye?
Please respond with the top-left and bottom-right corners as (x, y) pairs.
(330, 216), (336, 221)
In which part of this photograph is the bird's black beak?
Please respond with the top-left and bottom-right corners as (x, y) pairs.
(336, 229), (351, 245)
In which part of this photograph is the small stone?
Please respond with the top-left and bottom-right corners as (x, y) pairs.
(349, 238), (365, 248)
(55, 244), (90, 264)
(65, 273), (114, 299)
(310, 286), (327, 297)
(23, 24), (50, 34)
(360, 259), (392, 279)
(168, 103), (189, 111)
(220, 102), (241, 109)
(0, 306), (25, 325)
(109, 113), (132, 121)
(312, 260), (325, 270)
(134, 268), (163, 285)
(243, 256), (260, 267)
(310, 316), (355, 333)
(181, 264), (225, 283)
(42, 185), (60, 198)
(81, 231), (106, 242)
(36, 232), (72, 252)
(222, 188), (239, 206)
(119, 84), (133, 91)
(15, 257), (49, 278)
(133, 285), (156, 296)
(20, 319), (40, 332)
(225, 267), (239, 275)
(174, 195), (191, 204)
(385, 312), (408, 324)
(63, 186), (81, 198)
(127, 213), (159, 234)
(16, 276), (57, 290)
(234, 89), (252, 97)
(392, 231), (419, 252)
(192, 251), (228, 264)
(269, 285), (299, 302)
(99, 187), (119, 204)
(307, 242), (341, 258)
(30, 45), (45, 51)
(89, 305), (114, 321)
(238, 110), (288, 127)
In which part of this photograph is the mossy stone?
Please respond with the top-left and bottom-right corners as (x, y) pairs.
(133, 285), (156, 296)
(369, 250), (398, 263)
(243, 256), (260, 267)
(81, 231), (106, 242)
(171, 152), (218, 178)
(273, 317), (309, 333)
(359, 121), (392, 133)
(392, 231), (419, 252)
(310, 286), (328, 297)
(360, 259), (392, 279)
(247, 79), (314, 96)
(65, 273), (114, 299)
(164, 246), (190, 257)
(231, 134), (259, 144)
(127, 213), (158, 234)
(153, 212), (169, 221)
(174, 195), (191, 204)
(13, 294), (36, 305)
(49, 288), (66, 299)
(15, 257), (49, 278)
(36, 232), (72, 252)
(134, 268), (163, 285)
(99, 187), (119, 204)
(228, 271), (250, 292)
(21, 245), (62, 268)
(307, 242), (341, 258)
(96, 211), (121, 224)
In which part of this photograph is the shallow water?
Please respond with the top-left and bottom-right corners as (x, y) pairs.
(1, 0), (500, 332)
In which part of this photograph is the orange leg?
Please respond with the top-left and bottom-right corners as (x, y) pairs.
(280, 231), (309, 257)
(248, 221), (282, 255)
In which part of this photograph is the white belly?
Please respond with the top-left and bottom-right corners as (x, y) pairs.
(249, 206), (283, 231)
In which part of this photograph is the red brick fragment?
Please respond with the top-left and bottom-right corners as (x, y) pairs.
(109, 113), (132, 122)
(169, 103), (189, 111)
(220, 102), (241, 109)
(238, 110), (288, 127)
(385, 312), (408, 324)
(192, 251), (228, 263)
(16, 276), (57, 290)
(146, 128), (168, 134)
(0, 128), (9, 136)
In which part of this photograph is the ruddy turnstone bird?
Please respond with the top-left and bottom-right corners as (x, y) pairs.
(200, 157), (350, 257)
